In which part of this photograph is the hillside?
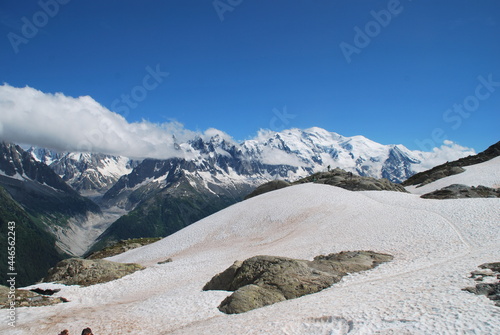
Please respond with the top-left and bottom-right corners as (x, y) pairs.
(0, 186), (67, 287)
(403, 140), (500, 188)
(8, 181), (500, 334)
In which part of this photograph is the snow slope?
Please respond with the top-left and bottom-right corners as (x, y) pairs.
(5, 182), (499, 334)
(407, 155), (500, 195)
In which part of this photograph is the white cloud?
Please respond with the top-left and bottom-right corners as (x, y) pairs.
(413, 140), (476, 171)
(0, 84), (218, 159)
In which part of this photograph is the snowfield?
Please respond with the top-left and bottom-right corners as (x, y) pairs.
(3, 163), (500, 334)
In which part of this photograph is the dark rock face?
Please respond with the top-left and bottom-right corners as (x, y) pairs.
(421, 184), (500, 199)
(403, 141), (500, 187)
(463, 262), (500, 307)
(203, 251), (393, 314)
(244, 180), (292, 200)
(43, 258), (144, 286)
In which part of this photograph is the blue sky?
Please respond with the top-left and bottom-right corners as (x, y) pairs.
(1, 0), (499, 152)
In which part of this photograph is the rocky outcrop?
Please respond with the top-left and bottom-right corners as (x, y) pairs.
(295, 168), (408, 192)
(463, 262), (500, 307)
(421, 184), (500, 199)
(86, 237), (161, 259)
(0, 285), (68, 308)
(43, 258), (144, 286)
(403, 141), (500, 187)
(203, 251), (393, 314)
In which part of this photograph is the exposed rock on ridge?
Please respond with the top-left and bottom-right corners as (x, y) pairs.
(85, 237), (161, 259)
(43, 258), (144, 286)
(245, 168), (407, 199)
(295, 168), (408, 192)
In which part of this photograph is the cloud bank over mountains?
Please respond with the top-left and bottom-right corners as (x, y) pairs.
(0, 84), (206, 159)
(0, 84), (474, 162)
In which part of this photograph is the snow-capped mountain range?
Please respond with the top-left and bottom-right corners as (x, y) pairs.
(179, 127), (476, 184)
(30, 127), (475, 196)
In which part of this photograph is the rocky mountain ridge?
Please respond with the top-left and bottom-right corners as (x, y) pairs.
(28, 148), (137, 197)
(0, 143), (100, 219)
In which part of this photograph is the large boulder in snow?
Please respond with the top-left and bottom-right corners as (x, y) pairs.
(421, 184), (500, 199)
(43, 258), (144, 286)
(218, 284), (287, 314)
(204, 251), (393, 314)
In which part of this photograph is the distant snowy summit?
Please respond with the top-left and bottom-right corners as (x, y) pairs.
(237, 127), (475, 182)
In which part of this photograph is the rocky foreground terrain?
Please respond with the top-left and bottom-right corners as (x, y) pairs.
(464, 262), (500, 307)
(203, 251), (393, 314)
